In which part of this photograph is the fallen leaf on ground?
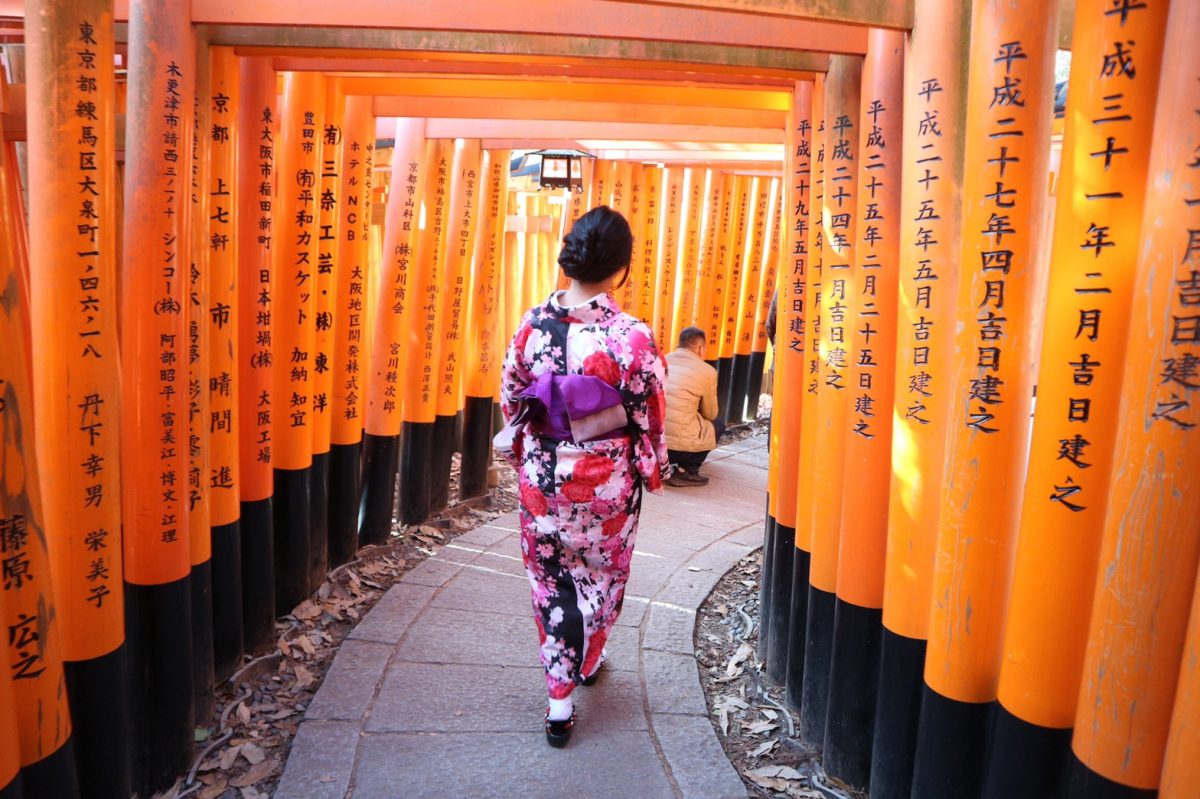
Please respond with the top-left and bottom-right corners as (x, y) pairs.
(230, 758), (281, 787)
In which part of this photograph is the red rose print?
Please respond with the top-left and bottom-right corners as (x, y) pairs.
(520, 482), (549, 516)
(583, 351), (621, 387)
(561, 479), (596, 503)
(601, 514), (628, 537)
(573, 454), (615, 487)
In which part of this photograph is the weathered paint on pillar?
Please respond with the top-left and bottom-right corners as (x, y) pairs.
(235, 55), (277, 652)
(0, 90), (78, 795)
(995, 0), (1169, 778)
(823, 28), (904, 792)
(871, 3), (970, 796)
(121, 0), (197, 791)
(800, 54), (861, 747)
(1162, 569), (1200, 799)
(1069, 0), (1197, 791)
(913, 3), (1058, 796)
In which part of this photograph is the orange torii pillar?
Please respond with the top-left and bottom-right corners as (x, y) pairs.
(671, 167), (705, 345)
(799, 53), (861, 745)
(1164, 572), (1200, 799)
(765, 86), (813, 690)
(622, 163), (645, 314)
(989, 1), (1169, 794)
(822, 28), (904, 792)
(589, 158), (613, 211)
(1068, 3), (1197, 794)
(398, 139), (451, 525)
(461, 149), (510, 499)
(746, 180), (781, 418)
(271, 72), (324, 611)
(909, 4), (1058, 795)
(205, 46), (243, 682)
(717, 175), (750, 420)
(870, 2), (970, 795)
(610, 162), (635, 310)
(700, 174), (732, 372)
(26, 0), (130, 792)
(0, 82), (79, 799)
(0, 589), (20, 799)
(431, 139), (482, 512)
(636, 167), (663, 327)
(235, 56), (277, 651)
(188, 40), (215, 723)
(653, 169), (682, 351)
(728, 177), (766, 424)
(328, 95), (374, 565)
(787, 73), (825, 710)
(308, 81), (343, 589)
(696, 166), (720, 343)
(121, 0), (197, 791)
(361, 119), (428, 543)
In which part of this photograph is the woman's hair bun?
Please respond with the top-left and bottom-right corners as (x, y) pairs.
(558, 205), (633, 284)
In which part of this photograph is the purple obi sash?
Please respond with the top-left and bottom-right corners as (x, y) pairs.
(521, 372), (629, 443)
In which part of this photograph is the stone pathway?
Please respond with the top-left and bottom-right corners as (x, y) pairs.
(278, 434), (769, 799)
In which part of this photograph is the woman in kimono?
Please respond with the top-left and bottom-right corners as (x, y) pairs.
(500, 206), (669, 747)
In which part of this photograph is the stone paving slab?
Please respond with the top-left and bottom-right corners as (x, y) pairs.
(279, 432), (769, 798)
(366, 662), (648, 734)
(352, 731), (677, 799)
(275, 720), (361, 799)
(306, 640), (394, 722)
(652, 714), (749, 799)
(346, 582), (436, 645)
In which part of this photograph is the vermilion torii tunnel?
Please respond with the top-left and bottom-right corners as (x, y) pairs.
(0, 0), (1196, 797)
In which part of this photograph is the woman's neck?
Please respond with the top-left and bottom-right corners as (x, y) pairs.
(560, 279), (612, 306)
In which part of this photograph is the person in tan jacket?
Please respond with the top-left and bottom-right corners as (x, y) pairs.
(663, 326), (725, 486)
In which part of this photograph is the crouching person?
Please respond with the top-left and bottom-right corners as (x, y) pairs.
(664, 326), (725, 486)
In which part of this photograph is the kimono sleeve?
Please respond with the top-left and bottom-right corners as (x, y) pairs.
(500, 312), (535, 422)
(623, 322), (671, 494)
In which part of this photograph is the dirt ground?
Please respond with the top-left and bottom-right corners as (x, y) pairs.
(694, 549), (864, 799)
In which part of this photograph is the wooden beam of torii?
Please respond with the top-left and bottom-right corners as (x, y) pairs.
(338, 76), (790, 111)
(271, 57), (811, 88)
(371, 97), (783, 127)
(416, 119), (785, 144)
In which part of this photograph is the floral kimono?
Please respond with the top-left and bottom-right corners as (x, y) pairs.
(501, 291), (669, 699)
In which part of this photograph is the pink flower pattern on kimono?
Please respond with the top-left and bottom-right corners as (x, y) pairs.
(501, 291), (669, 699)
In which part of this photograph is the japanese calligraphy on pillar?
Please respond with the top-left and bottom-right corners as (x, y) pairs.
(848, 82), (898, 440)
(206, 49), (238, 523)
(654, 170), (681, 349)
(704, 174), (733, 349)
(29, 14), (124, 626)
(723, 177), (750, 357)
(821, 103), (859, 398)
(787, 89), (813, 365)
(243, 86), (275, 476)
(1020, 0), (1167, 519)
(639, 167), (662, 324)
(332, 96), (373, 442)
(736, 178), (768, 356)
(692, 169), (722, 333)
(312, 100), (342, 441)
